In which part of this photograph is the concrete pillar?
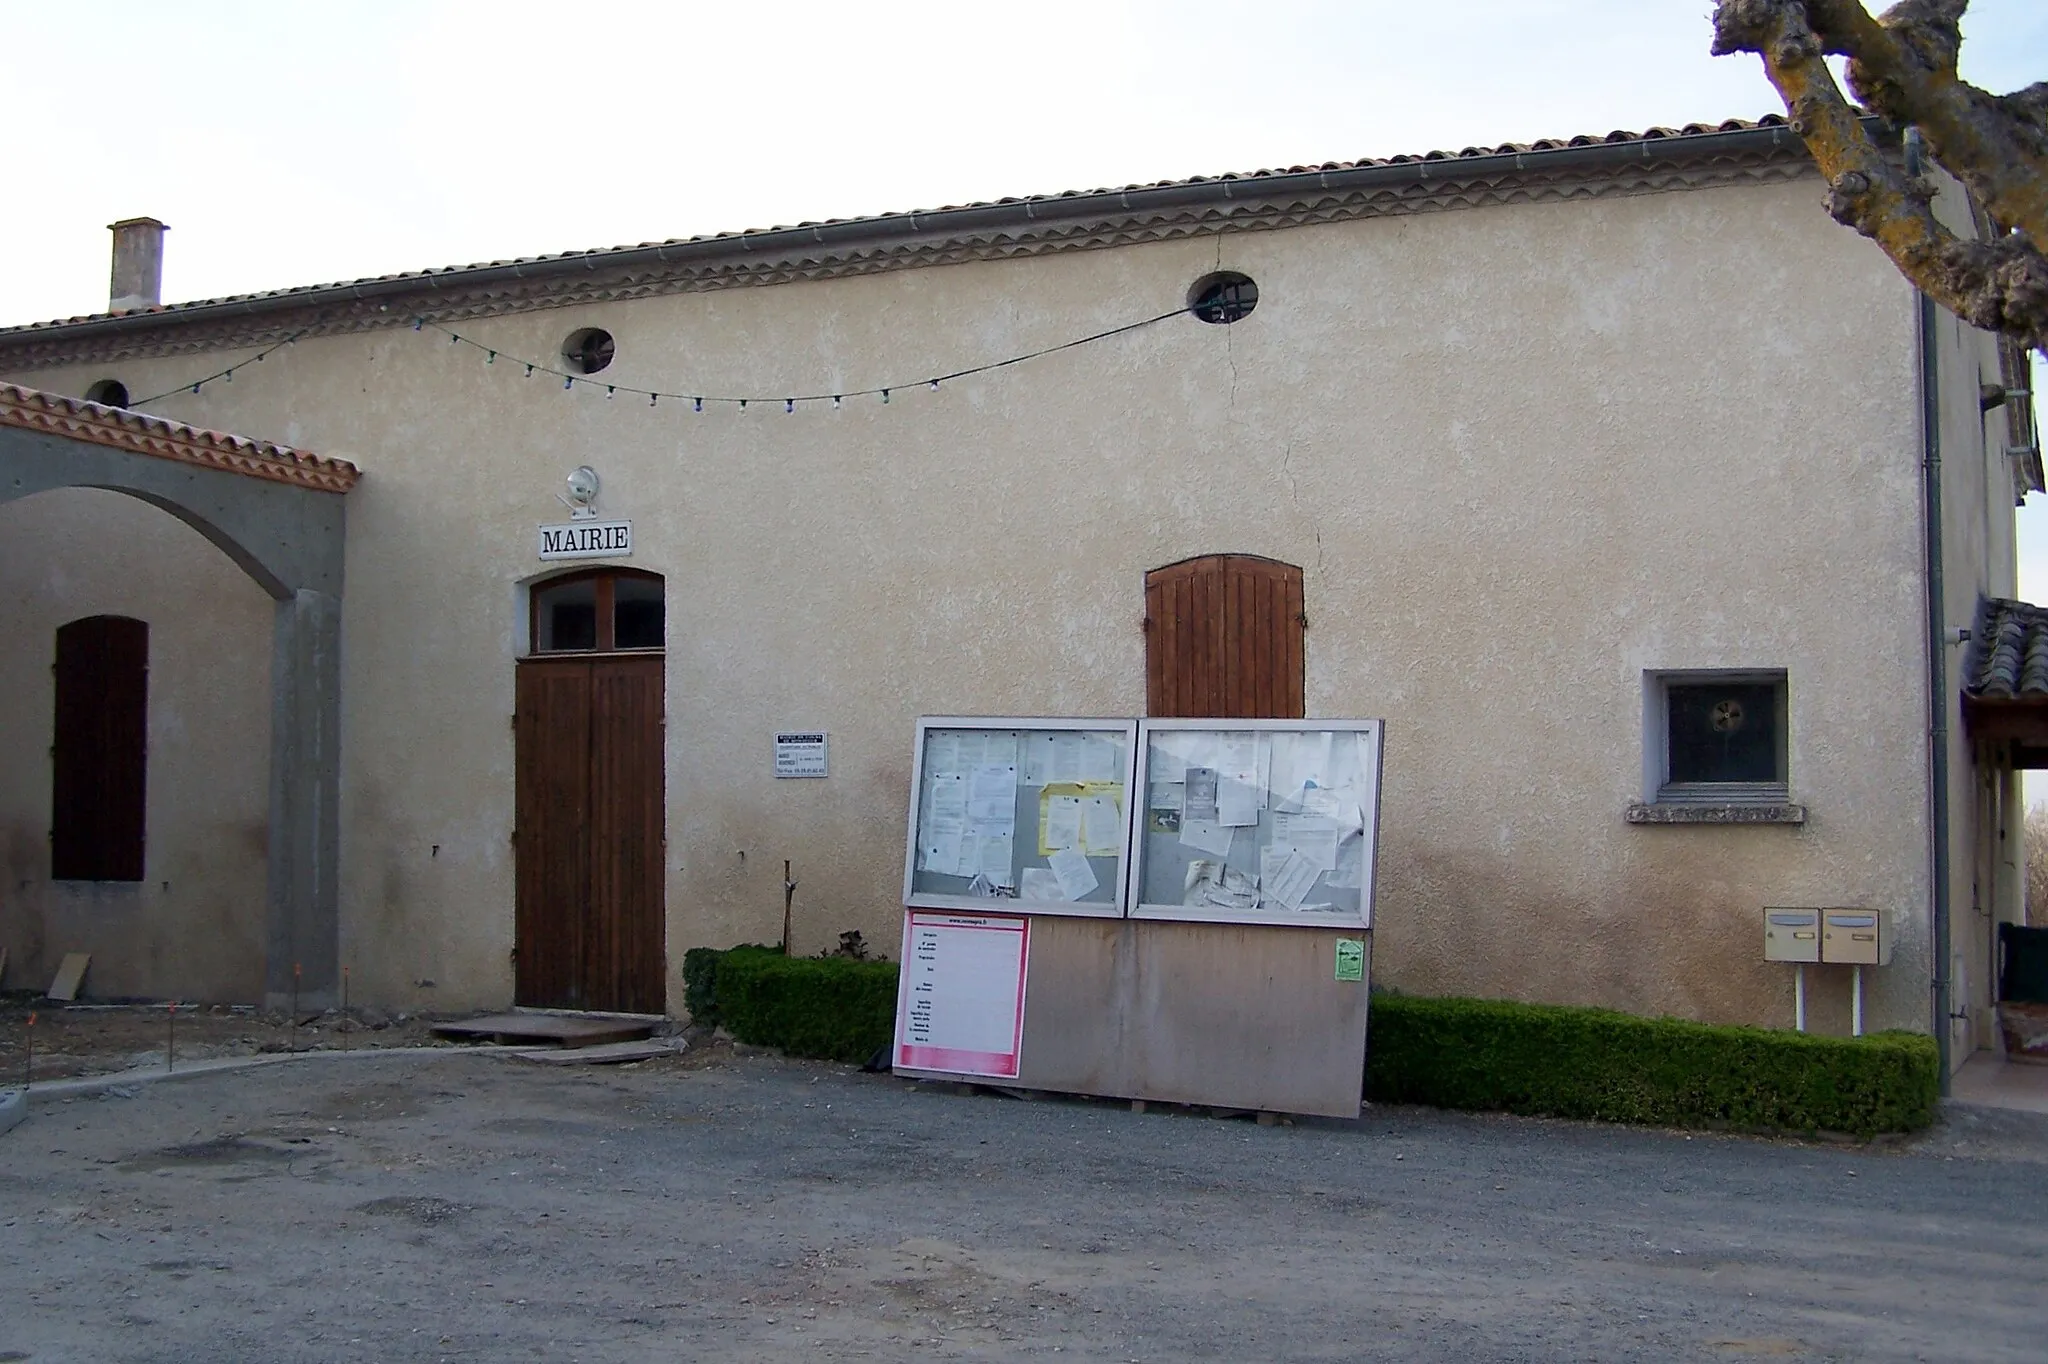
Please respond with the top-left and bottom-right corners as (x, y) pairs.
(265, 589), (342, 1012)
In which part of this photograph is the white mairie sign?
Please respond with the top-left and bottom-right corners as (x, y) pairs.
(538, 519), (632, 561)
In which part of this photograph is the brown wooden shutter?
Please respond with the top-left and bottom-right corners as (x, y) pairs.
(52, 615), (149, 881)
(1145, 555), (1304, 719)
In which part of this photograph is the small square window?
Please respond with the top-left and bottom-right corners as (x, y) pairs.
(1649, 671), (1788, 803)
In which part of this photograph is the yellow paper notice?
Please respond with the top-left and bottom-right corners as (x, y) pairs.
(1037, 782), (1125, 856)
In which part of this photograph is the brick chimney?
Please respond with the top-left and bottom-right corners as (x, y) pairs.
(108, 217), (168, 313)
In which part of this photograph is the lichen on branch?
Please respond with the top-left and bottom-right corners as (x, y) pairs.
(1712, 0), (2048, 354)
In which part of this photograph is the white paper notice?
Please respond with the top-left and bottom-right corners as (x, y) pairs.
(1184, 859), (1258, 910)
(974, 832), (1014, 888)
(926, 732), (962, 779)
(1270, 731), (1333, 809)
(898, 913), (1028, 1078)
(1216, 777), (1261, 828)
(1147, 782), (1184, 813)
(1263, 849), (1320, 911)
(1081, 794), (1124, 856)
(1214, 733), (1268, 809)
(981, 732), (1021, 769)
(1179, 818), (1235, 858)
(1042, 795), (1083, 851)
(1327, 831), (1367, 889)
(1020, 733), (1053, 786)
(1080, 737), (1122, 784)
(967, 764), (1018, 825)
(1271, 811), (1342, 871)
(921, 776), (967, 875)
(1259, 846), (1288, 895)
(921, 827), (964, 876)
(1048, 847), (1099, 901)
(1019, 867), (1066, 901)
(1215, 734), (1260, 781)
(1301, 787), (1364, 834)
(1049, 733), (1088, 784)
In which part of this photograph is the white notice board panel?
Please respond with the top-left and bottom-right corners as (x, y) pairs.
(894, 911), (1030, 1079)
(1130, 718), (1384, 929)
(902, 716), (1138, 919)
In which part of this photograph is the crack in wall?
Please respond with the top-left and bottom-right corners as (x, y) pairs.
(1279, 438), (1328, 580)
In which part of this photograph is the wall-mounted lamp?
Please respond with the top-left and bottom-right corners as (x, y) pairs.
(559, 465), (601, 520)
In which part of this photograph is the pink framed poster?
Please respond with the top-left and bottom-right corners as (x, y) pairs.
(894, 911), (1030, 1078)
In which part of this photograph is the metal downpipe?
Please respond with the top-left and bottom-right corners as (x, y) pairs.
(1908, 128), (1954, 1093)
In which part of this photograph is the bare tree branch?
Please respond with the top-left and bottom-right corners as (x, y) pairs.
(1712, 0), (2048, 354)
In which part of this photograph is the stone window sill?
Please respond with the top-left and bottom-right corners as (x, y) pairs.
(1625, 802), (1807, 826)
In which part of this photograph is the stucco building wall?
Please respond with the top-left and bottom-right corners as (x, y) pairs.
(0, 487), (273, 1000)
(1931, 295), (2025, 1055)
(3, 173), (1953, 1033)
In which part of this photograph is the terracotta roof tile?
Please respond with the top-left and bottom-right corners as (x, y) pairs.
(0, 117), (1790, 336)
(1967, 597), (2048, 699)
(0, 382), (358, 493)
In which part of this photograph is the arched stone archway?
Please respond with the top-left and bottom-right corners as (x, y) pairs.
(0, 384), (358, 1009)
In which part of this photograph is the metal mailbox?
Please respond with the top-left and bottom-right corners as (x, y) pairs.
(1821, 909), (1887, 966)
(1764, 907), (1822, 964)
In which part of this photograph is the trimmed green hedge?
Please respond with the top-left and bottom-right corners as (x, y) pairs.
(710, 949), (898, 1064)
(682, 949), (1937, 1135)
(1365, 993), (1939, 1137)
(681, 943), (781, 1028)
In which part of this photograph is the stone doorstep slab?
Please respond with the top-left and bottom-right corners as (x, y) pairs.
(508, 1040), (680, 1066)
(430, 1014), (657, 1048)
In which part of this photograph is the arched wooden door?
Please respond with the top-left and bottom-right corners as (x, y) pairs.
(514, 568), (665, 1014)
(1144, 555), (1305, 718)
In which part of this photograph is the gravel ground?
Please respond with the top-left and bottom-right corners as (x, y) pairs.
(3, 1045), (2045, 1363)
(0, 995), (448, 1082)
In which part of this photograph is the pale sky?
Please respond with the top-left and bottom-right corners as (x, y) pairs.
(3, 1), (2044, 589)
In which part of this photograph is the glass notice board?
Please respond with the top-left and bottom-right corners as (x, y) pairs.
(903, 717), (1138, 918)
(1130, 719), (1382, 928)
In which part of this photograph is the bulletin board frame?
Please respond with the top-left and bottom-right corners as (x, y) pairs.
(902, 715), (1140, 919)
(1129, 717), (1384, 929)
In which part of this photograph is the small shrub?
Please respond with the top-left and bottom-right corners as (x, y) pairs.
(1365, 994), (1939, 1137)
(715, 951), (897, 1064)
(827, 930), (872, 961)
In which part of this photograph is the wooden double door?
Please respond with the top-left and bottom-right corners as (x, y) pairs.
(514, 654), (665, 1014)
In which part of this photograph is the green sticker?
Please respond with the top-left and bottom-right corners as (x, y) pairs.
(1335, 938), (1365, 982)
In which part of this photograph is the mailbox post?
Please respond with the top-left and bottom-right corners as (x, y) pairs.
(1764, 907), (1821, 1030)
(1821, 910), (1886, 1036)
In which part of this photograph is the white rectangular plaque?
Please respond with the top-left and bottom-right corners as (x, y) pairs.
(774, 731), (829, 778)
(538, 519), (632, 560)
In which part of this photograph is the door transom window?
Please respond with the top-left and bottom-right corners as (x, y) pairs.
(531, 568), (664, 654)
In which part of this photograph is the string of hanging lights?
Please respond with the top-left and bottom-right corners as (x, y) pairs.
(129, 304), (1197, 414)
(410, 307), (1195, 411)
(131, 329), (310, 406)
